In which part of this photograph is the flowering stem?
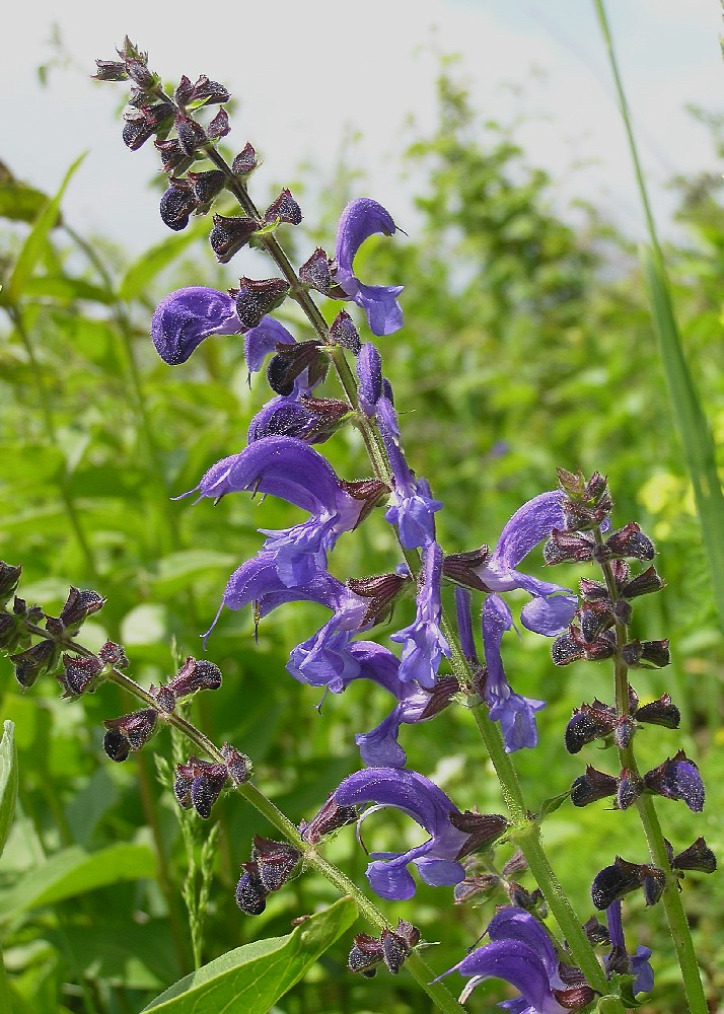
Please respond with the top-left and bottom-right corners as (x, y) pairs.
(40, 629), (463, 1012)
(5, 304), (100, 585)
(595, 537), (708, 1013)
(461, 658), (614, 999)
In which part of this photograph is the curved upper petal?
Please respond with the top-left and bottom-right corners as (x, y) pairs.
(243, 317), (295, 374)
(335, 198), (398, 274)
(487, 908), (560, 980)
(490, 491), (566, 570)
(454, 940), (565, 1013)
(151, 286), (239, 365)
(188, 435), (343, 512)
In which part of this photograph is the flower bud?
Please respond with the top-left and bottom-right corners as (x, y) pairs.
(58, 653), (103, 697)
(605, 522), (655, 561)
(168, 657), (223, 697)
(175, 114), (207, 156)
(160, 181), (198, 231)
(103, 708), (158, 761)
(187, 169), (226, 207)
(10, 639), (60, 689)
(235, 861), (267, 915)
(671, 837), (717, 874)
(264, 188), (302, 226)
(93, 59), (128, 82)
(300, 793), (358, 844)
(448, 810), (508, 860)
(616, 769), (644, 810)
(299, 247), (346, 298)
(0, 562), (22, 605)
(357, 343), (383, 414)
(620, 564), (665, 599)
(634, 693), (680, 729)
(251, 836), (301, 894)
(234, 277), (290, 329)
(174, 756), (228, 819)
(209, 214), (259, 262)
(571, 766), (618, 807)
(329, 310), (361, 354)
(231, 142), (258, 175)
(221, 742), (253, 785)
(57, 586), (106, 635)
(381, 922), (418, 974)
(348, 933), (384, 976)
(266, 341), (325, 396)
(98, 641), (129, 668)
(592, 856), (665, 910)
(644, 751), (704, 812)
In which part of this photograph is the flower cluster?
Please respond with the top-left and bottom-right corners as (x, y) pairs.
(4, 38), (705, 1011)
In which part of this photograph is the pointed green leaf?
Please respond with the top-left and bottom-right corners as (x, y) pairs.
(0, 842), (157, 922)
(0, 180), (50, 224)
(536, 789), (570, 821)
(0, 721), (18, 859)
(141, 896), (358, 1013)
(4, 152), (87, 305)
(642, 247), (724, 633)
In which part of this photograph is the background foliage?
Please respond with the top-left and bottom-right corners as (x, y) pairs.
(0, 68), (722, 1013)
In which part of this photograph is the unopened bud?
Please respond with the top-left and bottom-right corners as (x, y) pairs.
(264, 188), (302, 226)
(209, 215), (259, 262)
(231, 142), (258, 175)
(329, 310), (361, 353)
(160, 181), (197, 231)
(234, 277), (290, 329)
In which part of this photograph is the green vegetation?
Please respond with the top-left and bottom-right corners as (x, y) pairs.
(0, 68), (722, 1013)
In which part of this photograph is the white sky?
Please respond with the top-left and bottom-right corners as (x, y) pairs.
(2, 0), (722, 254)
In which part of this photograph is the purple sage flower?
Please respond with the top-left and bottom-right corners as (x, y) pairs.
(378, 397), (442, 549)
(209, 552), (369, 690)
(605, 901), (654, 996)
(390, 542), (451, 689)
(334, 198), (403, 335)
(150, 286), (241, 365)
(179, 435), (373, 586)
(474, 492), (577, 635)
(482, 595), (546, 752)
(332, 767), (468, 901)
(441, 906), (577, 1011)
(357, 342), (383, 415)
(345, 641), (448, 767)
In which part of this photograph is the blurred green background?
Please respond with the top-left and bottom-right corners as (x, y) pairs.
(0, 58), (722, 1014)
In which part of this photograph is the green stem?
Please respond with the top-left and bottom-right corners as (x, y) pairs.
(0, 940), (12, 1014)
(595, 535), (708, 1013)
(27, 634), (463, 1013)
(5, 304), (100, 585)
(203, 133), (614, 1001)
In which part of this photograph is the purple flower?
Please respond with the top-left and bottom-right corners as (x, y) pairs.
(334, 198), (403, 335)
(208, 552), (369, 690)
(605, 901), (654, 996)
(378, 397), (442, 549)
(151, 286), (241, 365)
(391, 543), (451, 689)
(441, 907), (575, 1012)
(482, 595), (546, 752)
(357, 342), (383, 415)
(345, 641), (448, 767)
(474, 492), (577, 635)
(179, 435), (372, 586)
(332, 767), (468, 901)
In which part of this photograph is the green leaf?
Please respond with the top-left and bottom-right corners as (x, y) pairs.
(642, 247), (724, 633)
(148, 550), (238, 596)
(22, 274), (114, 304)
(0, 180), (50, 224)
(141, 896), (358, 1013)
(3, 152), (87, 305)
(0, 843), (157, 922)
(119, 222), (206, 302)
(536, 789), (570, 821)
(0, 721), (18, 859)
